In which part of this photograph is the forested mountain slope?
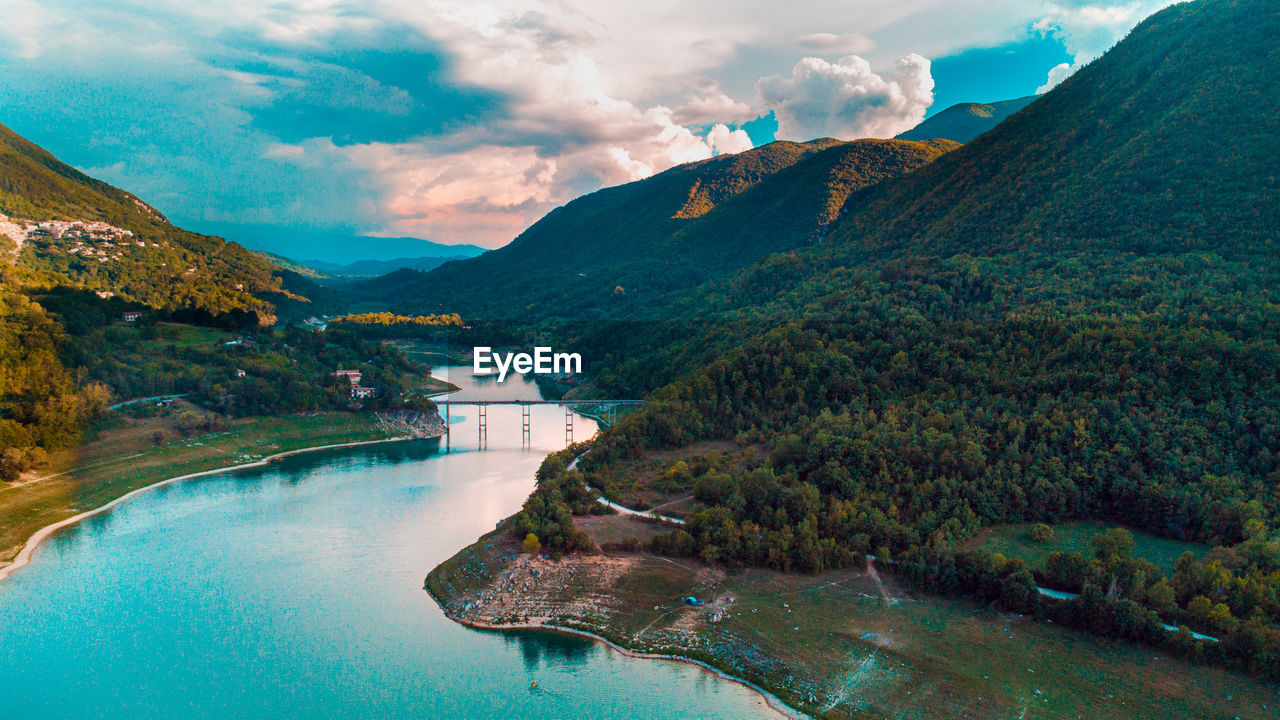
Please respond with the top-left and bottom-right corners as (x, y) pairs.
(895, 96), (1037, 143)
(832, 0), (1279, 256)
(510, 0), (1280, 681)
(0, 122), (311, 320)
(0, 123), (354, 476)
(380, 138), (955, 319)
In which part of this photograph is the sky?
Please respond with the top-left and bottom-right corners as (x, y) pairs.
(0, 0), (1174, 257)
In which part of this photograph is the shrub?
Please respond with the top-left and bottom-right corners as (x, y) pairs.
(1029, 523), (1054, 543)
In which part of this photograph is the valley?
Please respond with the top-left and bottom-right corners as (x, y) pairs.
(1, 0), (1278, 717)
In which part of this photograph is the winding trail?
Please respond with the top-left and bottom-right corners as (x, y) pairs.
(567, 452), (687, 526)
(588, 489), (687, 525)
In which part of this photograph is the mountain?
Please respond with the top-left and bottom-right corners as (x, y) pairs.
(202, 223), (486, 265)
(835, 0), (1279, 257)
(0, 123), (404, 469)
(251, 250), (337, 280)
(305, 255), (477, 278)
(0, 122), (313, 321)
(895, 96), (1037, 143)
(372, 138), (956, 318)
(508, 0), (1280, 682)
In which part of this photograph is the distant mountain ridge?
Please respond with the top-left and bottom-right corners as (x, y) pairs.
(305, 255), (477, 278)
(369, 137), (957, 318)
(204, 223), (486, 265)
(896, 96), (1037, 143)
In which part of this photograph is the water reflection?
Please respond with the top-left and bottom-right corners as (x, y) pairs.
(0, 367), (782, 720)
(505, 629), (595, 672)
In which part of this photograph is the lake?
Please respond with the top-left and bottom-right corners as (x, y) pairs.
(0, 367), (782, 719)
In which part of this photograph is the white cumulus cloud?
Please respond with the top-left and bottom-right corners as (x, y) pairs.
(1036, 62), (1073, 94)
(1033, 1), (1175, 92)
(706, 123), (753, 155)
(0, 0), (1182, 250)
(673, 90), (756, 126)
(757, 54), (933, 140)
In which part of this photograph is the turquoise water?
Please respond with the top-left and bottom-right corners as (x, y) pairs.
(0, 369), (781, 719)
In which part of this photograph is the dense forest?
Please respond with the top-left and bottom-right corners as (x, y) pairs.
(570, 252), (1280, 677)
(0, 273), (107, 478)
(488, 0), (1280, 681)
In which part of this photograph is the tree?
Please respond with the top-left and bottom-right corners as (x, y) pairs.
(1091, 528), (1134, 562)
(1029, 523), (1054, 543)
(999, 567), (1039, 614)
(0, 447), (26, 481)
(80, 381), (114, 417)
(522, 533), (542, 555)
(1147, 579), (1177, 616)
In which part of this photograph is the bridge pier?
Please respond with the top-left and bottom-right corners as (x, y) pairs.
(522, 404), (531, 447)
(435, 399), (640, 451)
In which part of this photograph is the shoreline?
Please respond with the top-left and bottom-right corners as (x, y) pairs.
(8, 420), (802, 717)
(0, 434), (430, 585)
(448, 613), (807, 720)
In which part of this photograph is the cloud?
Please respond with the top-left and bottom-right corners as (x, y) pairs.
(757, 54), (933, 140)
(1032, 2), (1175, 92)
(295, 4), (759, 242)
(673, 90), (756, 126)
(706, 123), (753, 155)
(0, 0), (1178, 251)
(796, 32), (875, 55)
(1036, 62), (1073, 93)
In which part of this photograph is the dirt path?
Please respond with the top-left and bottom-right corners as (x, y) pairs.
(648, 493), (694, 512)
(865, 557), (897, 605)
(588, 486), (686, 525)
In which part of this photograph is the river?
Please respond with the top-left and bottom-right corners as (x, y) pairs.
(0, 367), (782, 719)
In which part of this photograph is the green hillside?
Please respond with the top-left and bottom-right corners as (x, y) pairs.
(0, 122), (301, 320)
(380, 138), (954, 319)
(365, 139), (841, 315)
(895, 96), (1037, 143)
(835, 0), (1279, 256)
(503, 0), (1280, 682)
(0, 123), (380, 478)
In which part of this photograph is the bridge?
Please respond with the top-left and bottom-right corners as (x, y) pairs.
(437, 399), (643, 449)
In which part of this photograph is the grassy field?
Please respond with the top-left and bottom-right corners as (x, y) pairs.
(971, 521), (1212, 574)
(430, 513), (1279, 720)
(0, 404), (396, 564)
(590, 439), (742, 512)
(137, 322), (235, 350)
